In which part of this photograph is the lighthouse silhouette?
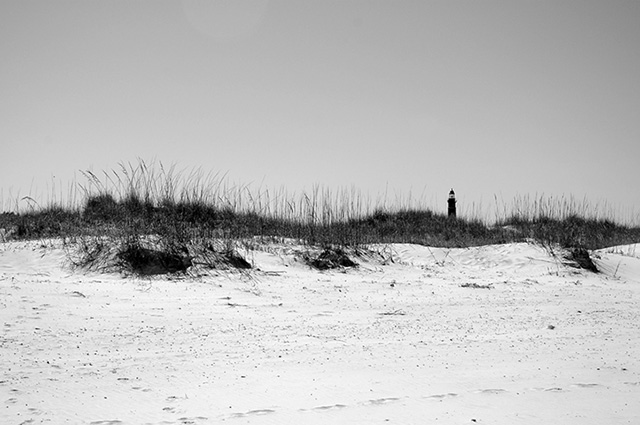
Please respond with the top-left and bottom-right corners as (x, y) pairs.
(448, 189), (457, 218)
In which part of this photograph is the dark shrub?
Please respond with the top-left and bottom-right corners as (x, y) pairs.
(84, 193), (119, 222)
(564, 248), (598, 273)
(307, 247), (357, 270)
(116, 242), (192, 275)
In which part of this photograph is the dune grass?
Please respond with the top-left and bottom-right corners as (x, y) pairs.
(1, 160), (639, 273)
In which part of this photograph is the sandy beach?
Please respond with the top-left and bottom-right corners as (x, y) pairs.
(2, 240), (639, 424)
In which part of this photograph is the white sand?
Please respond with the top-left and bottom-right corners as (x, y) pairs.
(1, 240), (639, 424)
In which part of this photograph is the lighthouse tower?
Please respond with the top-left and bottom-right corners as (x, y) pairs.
(447, 189), (457, 218)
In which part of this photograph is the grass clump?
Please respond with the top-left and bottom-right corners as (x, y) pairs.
(304, 247), (358, 270)
(116, 243), (192, 276)
(498, 214), (639, 251)
(2, 160), (639, 275)
(563, 247), (599, 273)
(350, 209), (496, 247)
(0, 206), (82, 240)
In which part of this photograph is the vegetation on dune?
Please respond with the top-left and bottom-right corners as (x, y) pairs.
(1, 160), (639, 274)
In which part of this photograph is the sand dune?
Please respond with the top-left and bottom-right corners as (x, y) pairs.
(1, 240), (639, 424)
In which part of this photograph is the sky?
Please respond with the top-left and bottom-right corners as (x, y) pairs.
(1, 0), (639, 220)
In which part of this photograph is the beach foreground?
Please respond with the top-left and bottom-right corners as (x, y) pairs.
(2, 240), (639, 424)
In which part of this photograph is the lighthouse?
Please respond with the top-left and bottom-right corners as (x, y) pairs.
(448, 189), (457, 218)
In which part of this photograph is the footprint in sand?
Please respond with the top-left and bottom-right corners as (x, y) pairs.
(166, 395), (188, 402)
(425, 393), (458, 400)
(246, 409), (275, 415)
(366, 397), (401, 405)
(573, 383), (603, 389)
(313, 404), (347, 410)
(231, 409), (275, 418)
(478, 388), (508, 394)
(176, 416), (208, 423)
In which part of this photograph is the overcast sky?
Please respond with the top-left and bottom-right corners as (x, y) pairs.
(1, 1), (639, 220)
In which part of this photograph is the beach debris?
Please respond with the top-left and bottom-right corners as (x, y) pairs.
(460, 282), (492, 289)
